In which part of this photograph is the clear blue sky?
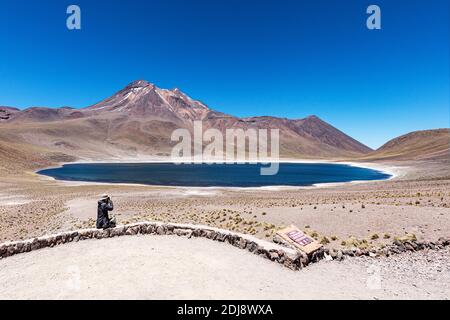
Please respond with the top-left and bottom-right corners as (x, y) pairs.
(0, 0), (448, 148)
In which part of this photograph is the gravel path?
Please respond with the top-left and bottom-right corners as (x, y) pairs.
(0, 235), (448, 299)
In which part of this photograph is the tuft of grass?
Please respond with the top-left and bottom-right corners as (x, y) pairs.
(331, 235), (338, 241)
(371, 234), (379, 240)
(320, 236), (330, 245)
(394, 233), (417, 243)
(383, 233), (391, 239)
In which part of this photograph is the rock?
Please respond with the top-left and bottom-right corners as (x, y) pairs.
(231, 236), (241, 248)
(227, 235), (236, 245)
(145, 225), (155, 234)
(191, 229), (201, 237)
(404, 241), (416, 251)
(390, 247), (401, 254)
(273, 234), (282, 242)
(109, 228), (119, 237)
(336, 250), (344, 261)
(247, 241), (258, 252)
(30, 239), (40, 251)
(283, 257), (298, 270)
(7, 245), (15, 256)
(238, 238), (247, 249)
(206, 231), (216, 239)
(93, 230), (104, 238)
(156, 226), (165, 235)
(174, 229), (191, 237)
(393, 241), (406, 252)
(16, 243), (24, 253)
(216, 233), (227, 242)
(310, 248), (324, 262)
(269, 250), (279, 261)
(126, 227), (137, 236)
(79, 230), (93, 240)
(330, 250), (338, 259)
(292, 253), (307, 269)
(139, 224), (148, 234)
(203, 230), (212, 239)
(256, 246), (270, 260)
(342, 249), (353, 257)
(277, 254), (286, 264)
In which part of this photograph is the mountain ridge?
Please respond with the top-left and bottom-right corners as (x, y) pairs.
(0, 80), (447, 171)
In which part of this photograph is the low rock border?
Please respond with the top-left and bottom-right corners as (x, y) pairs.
(273, 234), (450, 261)
(1, 221), (449, 271)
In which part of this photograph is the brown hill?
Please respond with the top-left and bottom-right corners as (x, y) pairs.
(361, 129), (450, 161)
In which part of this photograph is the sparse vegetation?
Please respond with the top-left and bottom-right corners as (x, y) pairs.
(320, 236), (330, 245)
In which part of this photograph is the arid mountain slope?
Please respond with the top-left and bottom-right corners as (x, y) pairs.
(0, 80), (372, 165)
(361, 129), (450, 161)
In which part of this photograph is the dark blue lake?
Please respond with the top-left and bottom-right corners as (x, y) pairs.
(37, 163), (391, 187)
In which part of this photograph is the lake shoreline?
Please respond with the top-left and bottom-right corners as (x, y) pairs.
(35, 160), (395, 190)
(34, 158), (399, 190)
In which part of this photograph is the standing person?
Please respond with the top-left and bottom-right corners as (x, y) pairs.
(96, 194), (116, 229)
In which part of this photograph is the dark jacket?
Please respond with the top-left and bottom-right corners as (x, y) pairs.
(96, 199), (114, 229)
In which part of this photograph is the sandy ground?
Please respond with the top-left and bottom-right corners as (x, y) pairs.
(0, 235), (448, 300)
(0, 159), (449, 299)
(1, 161), (449, 250)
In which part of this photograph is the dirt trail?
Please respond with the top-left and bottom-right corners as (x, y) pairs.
(0, 235), (448, 299)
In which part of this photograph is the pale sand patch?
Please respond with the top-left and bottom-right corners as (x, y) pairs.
(65, 198), (98, 220)
(0, 235), (448, 300)
(0, 194), (30, 206)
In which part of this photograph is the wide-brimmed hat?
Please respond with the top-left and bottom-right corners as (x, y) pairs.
(100, 193), (110, 200)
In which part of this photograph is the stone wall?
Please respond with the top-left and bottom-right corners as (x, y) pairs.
(0, 221), (449, 271)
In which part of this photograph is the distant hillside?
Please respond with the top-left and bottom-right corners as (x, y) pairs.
(361, 129), (450, 161)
